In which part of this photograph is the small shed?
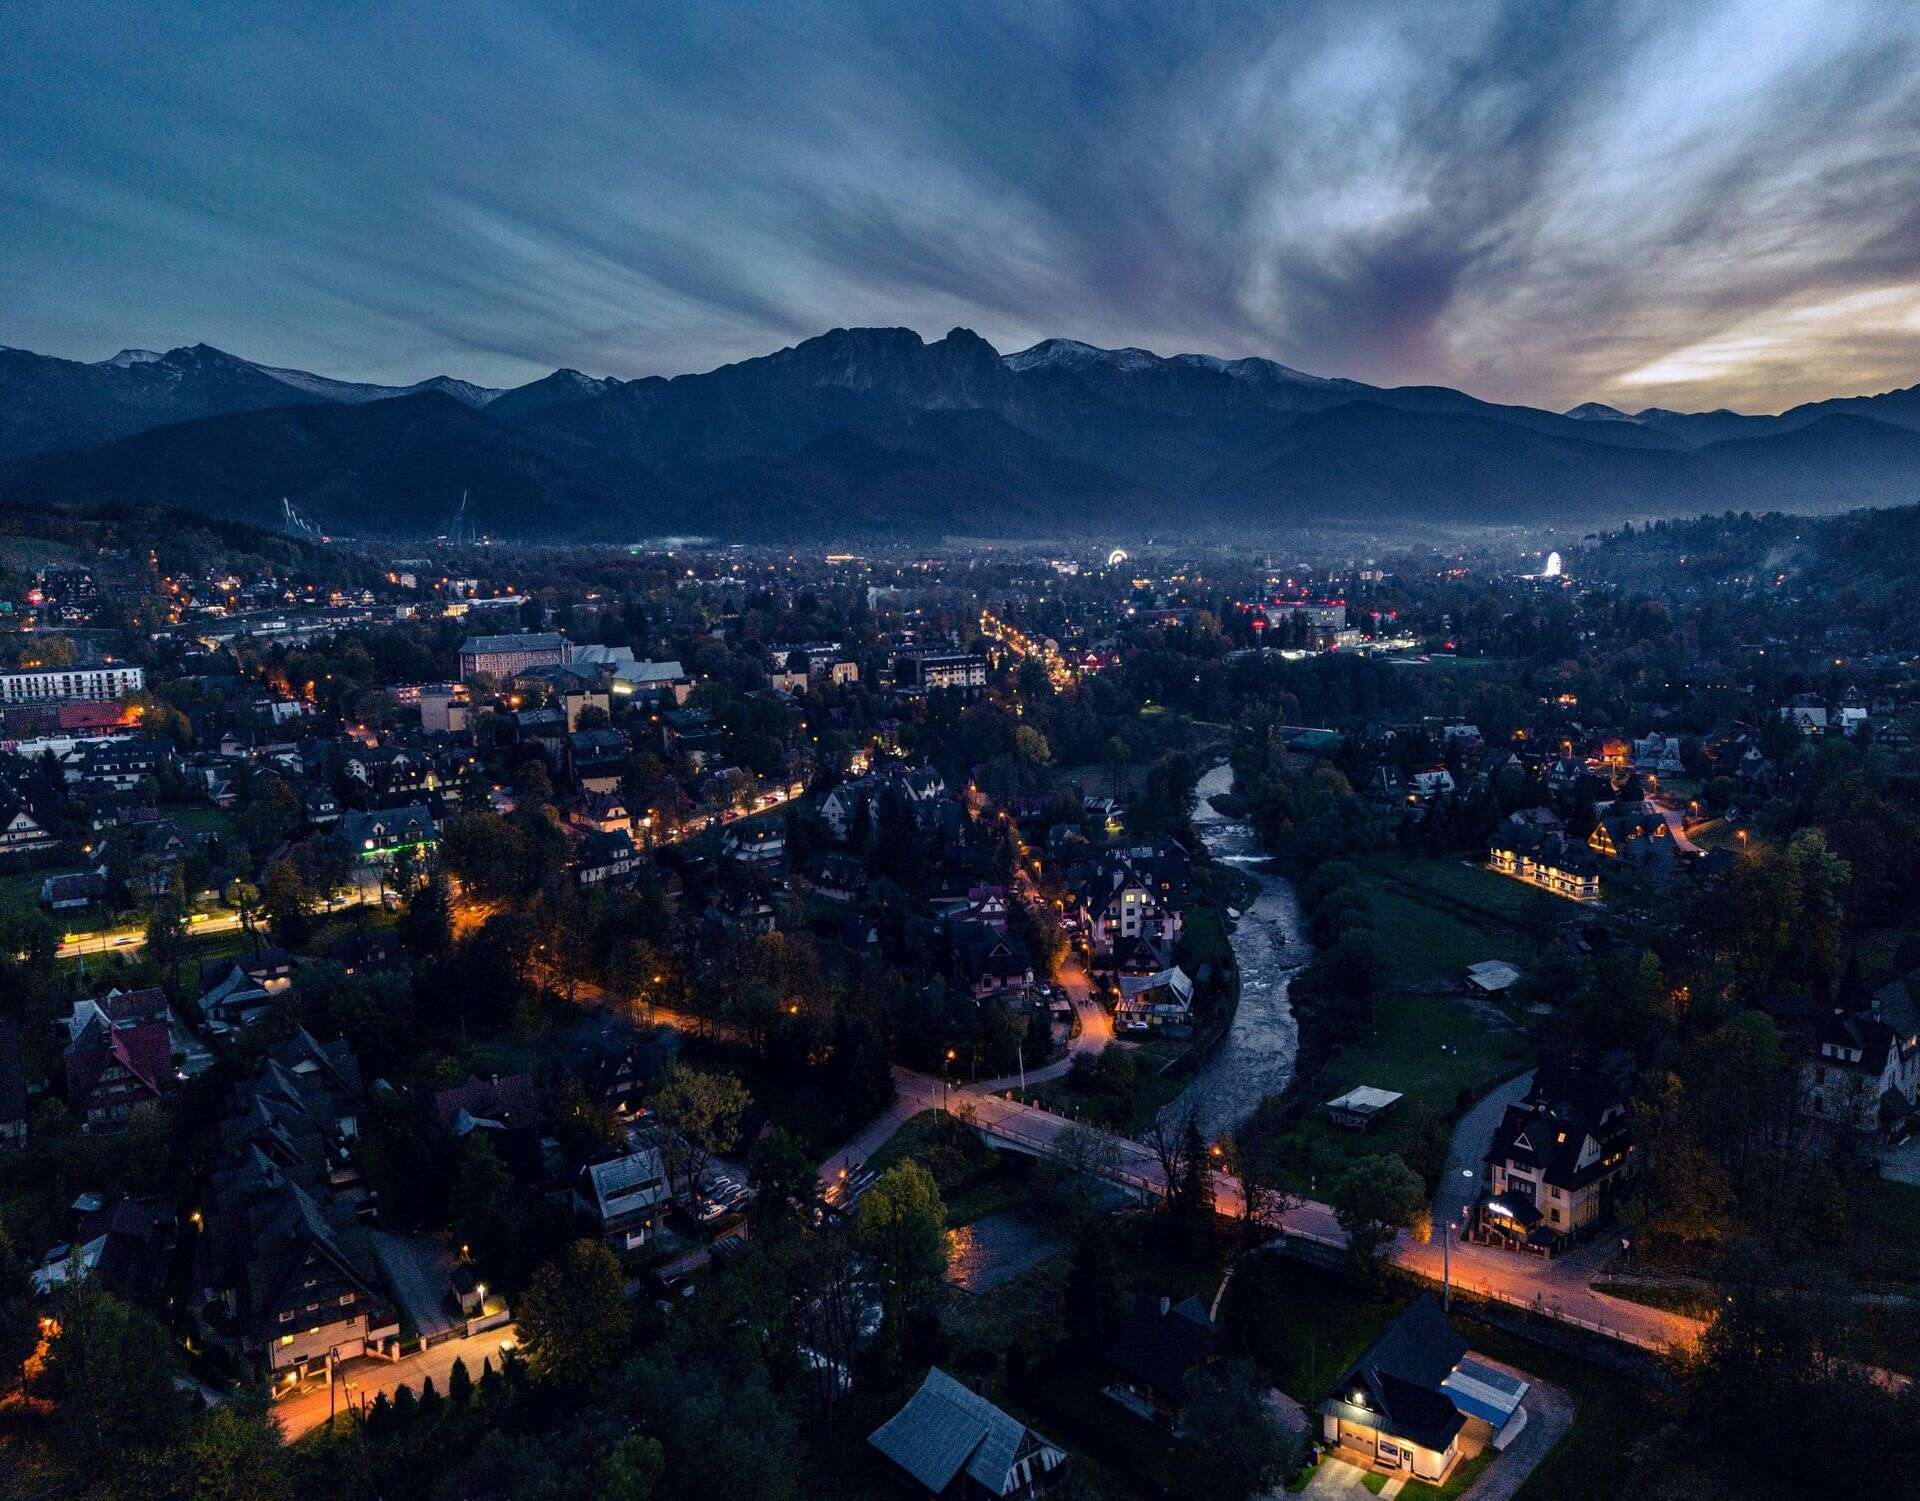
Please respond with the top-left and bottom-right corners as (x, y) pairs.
(1465, 961), (1521, 995)
(1327, 1086), (1405, 1131)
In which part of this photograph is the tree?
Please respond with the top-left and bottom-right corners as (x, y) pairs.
(1623, 1071), (1738, 1256)
(855, 1160), (948, 1333)
(42, 1281), (187, 1482)
(788, 1222), (868, 1432)
(399, 870), (454, 957)
(1782, 827), (1850, 1000)
(449, 1135), (517, 1277)
(1013, 723), (1051, 766)
(600, 1434), (664, 1501)
(651, 1064), (750, 1203)
(181, 1394), (293, 1501)
(515, 757), (554, 809)
(1225, 1127), (1298, 1246)
(145, 894), (190, 995)
(1181, 1359), (1300, 1501)
(1330, 1155), (1425, 1276)
(0, 1221), (38, 1379)
(1145, 1099), (1213, 1238)
(1043, 1121), (1125, 1226)
(237, 771), (302, 854)
(1063, 1220), (1126, 1353)
(748, 1127), (820, 1243)
(447, 1354), (474, 1406)
(259, 858), (314, 943)
(515, 1239), (632, 1390)
(225, 876), (262, 954)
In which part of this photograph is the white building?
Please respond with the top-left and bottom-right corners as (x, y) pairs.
(0, 663), (144, 703)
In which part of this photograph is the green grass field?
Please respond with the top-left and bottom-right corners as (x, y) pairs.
(1353, 857), (1546, 991)
(0, 869), (51, 917)
(1230, 1257), (1406, 1403)
(1274, 991), (1528, 1196)
(168, 805), (240, 837)
(1856, 1178), (1920, 1285)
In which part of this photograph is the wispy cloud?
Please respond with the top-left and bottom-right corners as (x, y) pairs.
(3, 0), (1917, 411)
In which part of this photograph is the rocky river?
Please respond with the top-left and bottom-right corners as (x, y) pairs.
(1167, 761), (1312, 1138)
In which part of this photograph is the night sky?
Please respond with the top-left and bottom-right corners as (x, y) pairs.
(6, 1), (1919, 412)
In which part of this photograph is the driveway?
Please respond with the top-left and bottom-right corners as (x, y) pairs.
(273, 1322), (518, 1439)
(1459, 1369), (1574, 1501)
(1433, 1071), (1532, 1232)
(1298, 1457), (1374, 1497)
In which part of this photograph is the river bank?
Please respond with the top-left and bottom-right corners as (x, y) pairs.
(1166, 762), (1311, 1138)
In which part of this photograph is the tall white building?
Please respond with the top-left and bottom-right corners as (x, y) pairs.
(0, 662), (144, 703)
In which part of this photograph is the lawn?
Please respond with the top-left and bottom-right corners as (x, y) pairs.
(1402, 1449), (1494, 1500)
(1228, 1256), (1406, 1404)
(1272, 991), (1529, 1197)
(1018, 1051), (1193, 1135)
(0, 869), (51, 916)
(1592, 1278), (1719, 1320)
(1353, 857), (1545, 991)
(1854, 1178), (1920, 1286)
(867, 1110), (1037, 1225)
(169, 805), (239, 837)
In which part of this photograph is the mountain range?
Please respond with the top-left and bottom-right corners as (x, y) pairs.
(4, 330), (1920, 540)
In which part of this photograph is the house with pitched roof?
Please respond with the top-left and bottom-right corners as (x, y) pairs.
(869, 1366), (1068, 1498)
(574, 1142), (673, 1252)
(195, 1031), (395, 1383)
(338, 804), (438, 863)
(1102, 1294), (1215, 1427)
(435, 1073), (544, 1181)
(1471, 1059), (1635, 1255)
(1077, 843), (1188, 960)
(64, 1017), (172, 1126)
(1113, 965), (1195, 1033)
(1318, 1295), (1528, 1482)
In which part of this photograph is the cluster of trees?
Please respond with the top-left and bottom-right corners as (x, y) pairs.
(22, 1279), (293, 1501)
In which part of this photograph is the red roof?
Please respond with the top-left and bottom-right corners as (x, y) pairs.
(65, 1020), (171, 1110)
(57, 701), (133, 732)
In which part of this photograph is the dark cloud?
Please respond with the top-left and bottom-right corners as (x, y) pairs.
(3, 0), (1917, 410)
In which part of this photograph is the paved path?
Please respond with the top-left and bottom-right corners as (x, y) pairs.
(1433, 1070), (1532, 1233)
(272, 1322), (517, 1440)
(1459, 1369), (1573, 1501)
(978, 951), (1111, 1091)
(1299, 1457), (1373, 1497)
(818, 1067), (939, 1198)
